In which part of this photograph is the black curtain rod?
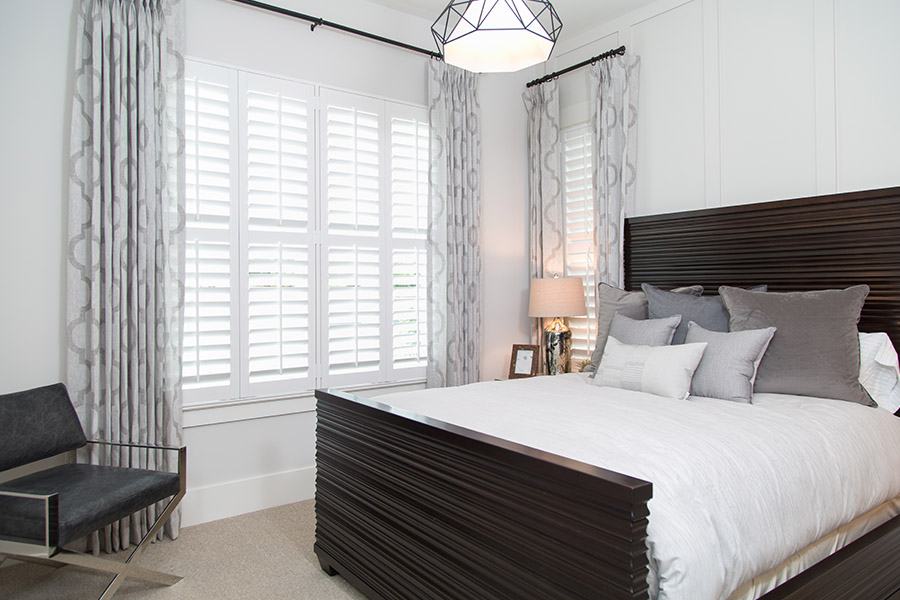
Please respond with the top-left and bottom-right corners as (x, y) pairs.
(526, 45), (626, 88)
(229, 0), (443, 59)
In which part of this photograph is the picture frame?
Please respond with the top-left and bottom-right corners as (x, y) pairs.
(508, 344), (539, 379)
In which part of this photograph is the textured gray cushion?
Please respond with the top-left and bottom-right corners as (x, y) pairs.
(685, 322), (776, 403)
(608, 313), (681, 347)
(719, 285), (873, 405)
(585, 283), (702, 372)
(0, 464), (180, 546)
(644, 283), (767, 345)
(0, 383), (86, 471)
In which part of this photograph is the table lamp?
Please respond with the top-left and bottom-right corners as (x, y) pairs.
(528, 276), (587, 375)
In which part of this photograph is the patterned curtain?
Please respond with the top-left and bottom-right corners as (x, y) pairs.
(66, 0), (185, 550)
(589, 54), (641, 290)
(523, 80), (563, 354)
(426, 60), (482, 388)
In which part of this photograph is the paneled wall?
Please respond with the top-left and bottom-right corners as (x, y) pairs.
(543, 0), (900, 217)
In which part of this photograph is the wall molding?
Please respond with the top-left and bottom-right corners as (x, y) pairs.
(181, 466), (316, 527)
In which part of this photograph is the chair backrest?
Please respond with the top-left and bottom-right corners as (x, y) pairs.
(0, 383), (87, 472)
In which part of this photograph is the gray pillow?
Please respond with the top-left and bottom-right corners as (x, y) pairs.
(608, 313), (681, 347)
(643, 283), (767, 345)
(719, 285), (873, 405)
(685, 321), (776, 403)
(585, 283), (702, 372)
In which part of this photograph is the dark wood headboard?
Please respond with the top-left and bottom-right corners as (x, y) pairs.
(624, 186), (900, 350)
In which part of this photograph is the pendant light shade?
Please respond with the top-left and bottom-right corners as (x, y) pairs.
(432, 0), (563, 73)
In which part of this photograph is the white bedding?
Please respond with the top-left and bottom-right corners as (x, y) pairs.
(375, 374), (900, 600)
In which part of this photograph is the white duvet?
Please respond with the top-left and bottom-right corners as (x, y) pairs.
(376, 374), (900, 600)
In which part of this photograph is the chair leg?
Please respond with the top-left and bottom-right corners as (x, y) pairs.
(52, 551), (182, 586)
(0, 553), (66, 569)
(34, 489), (187, 600)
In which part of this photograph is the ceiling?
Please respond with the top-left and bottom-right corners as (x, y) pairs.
(364, 0), (658, 38)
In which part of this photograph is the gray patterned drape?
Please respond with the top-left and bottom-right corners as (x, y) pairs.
(66, 0), (185, 550)
(426, 60), (482, 388)
(523, 80), (563, 351)
(589, 54), (640, 290)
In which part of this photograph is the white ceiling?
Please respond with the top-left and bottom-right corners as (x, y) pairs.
(363, 0), (657, 37)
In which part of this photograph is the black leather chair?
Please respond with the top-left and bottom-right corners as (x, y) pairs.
(0, 383), (186, 599)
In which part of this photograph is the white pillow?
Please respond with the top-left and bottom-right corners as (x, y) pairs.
(592, 336), (707, 400)
(859, 332), (900, 414)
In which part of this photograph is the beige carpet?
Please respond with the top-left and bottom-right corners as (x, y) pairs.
(0, 500), (366, 600)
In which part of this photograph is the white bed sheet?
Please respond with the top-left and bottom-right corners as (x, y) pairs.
(376, 374), (900, 600)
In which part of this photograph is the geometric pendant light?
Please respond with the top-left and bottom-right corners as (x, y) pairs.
(432, 0), (563, 73)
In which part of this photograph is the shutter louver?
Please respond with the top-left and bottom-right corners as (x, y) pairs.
(392, 248), (427, 368)
(390, 118), (429, 238)
(247, 87), (311, 232)
(389, 113), (429, 370)
(243, 76), (315, 391)
(328, 245), (381, 375)
(186, 75), (231, 230)
(247, 243), (310, 383)
(183, 240), (232, 390)
(183, 67), (235, 396)
(563, 126), (597, 366)
(326, 103), (380, 235)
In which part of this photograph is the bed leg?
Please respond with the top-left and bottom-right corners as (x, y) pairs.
(316, 549), (338, 577)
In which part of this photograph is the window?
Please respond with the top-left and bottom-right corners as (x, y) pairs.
(183, 61), (428, 405)
(561, 124), (596, 367)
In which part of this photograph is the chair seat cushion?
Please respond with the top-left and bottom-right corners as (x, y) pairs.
(0, 464), (180, 547)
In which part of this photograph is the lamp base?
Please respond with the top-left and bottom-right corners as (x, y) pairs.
(544, 328), (571, 376)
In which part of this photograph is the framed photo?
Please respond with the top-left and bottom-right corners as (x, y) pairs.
(508, 344), (539, 379)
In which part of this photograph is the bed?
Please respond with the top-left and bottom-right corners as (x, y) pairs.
(314, 186), (900, 600)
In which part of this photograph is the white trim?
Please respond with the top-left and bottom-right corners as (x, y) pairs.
(183, 378), (426, 428)
(180, 466), (316, 527)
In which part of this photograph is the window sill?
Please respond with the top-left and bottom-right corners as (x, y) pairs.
(183, 378), (427, 428)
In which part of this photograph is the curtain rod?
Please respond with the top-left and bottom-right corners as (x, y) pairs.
(526, 45), (626, 88)
(229, 0), (443, 59)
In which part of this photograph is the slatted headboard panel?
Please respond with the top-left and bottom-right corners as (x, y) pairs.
(624, 186), (900, 351)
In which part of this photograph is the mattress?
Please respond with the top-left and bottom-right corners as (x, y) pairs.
(376, 374), (900, 600)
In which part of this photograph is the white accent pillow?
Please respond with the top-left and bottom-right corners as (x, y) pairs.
(859, 332), (900, 414)
(592, 336), (708, 400)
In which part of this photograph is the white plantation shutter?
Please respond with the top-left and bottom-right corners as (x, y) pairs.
(182, 60), (429, 404)
(324, 91), (381, 236)
(242, 74), (316, 395)
(389, 109), (429, 372)
(562, 125), (597, 367)
(322, 90), (381, 384)
(183, 63), (238, 402)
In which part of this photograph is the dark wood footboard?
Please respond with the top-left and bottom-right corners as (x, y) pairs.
(314, 388), (653, 600)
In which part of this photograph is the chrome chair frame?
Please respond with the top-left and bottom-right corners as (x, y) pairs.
(0, 440), (187, 600)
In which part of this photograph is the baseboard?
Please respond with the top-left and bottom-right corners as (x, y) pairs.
(181, 466), (315, 527)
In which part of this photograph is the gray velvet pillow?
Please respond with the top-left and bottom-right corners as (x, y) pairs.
(608, 312), (681, 347)
(685, 322), (776, 403)
(719, 285), (874, 405)
(644, 283), (767, 345)
(584, 283), (702, 372)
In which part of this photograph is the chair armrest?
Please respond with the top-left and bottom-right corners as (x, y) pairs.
(85, 441), (187, 496)
(86, 439), (183, 452)
(0, 490), (59, 557)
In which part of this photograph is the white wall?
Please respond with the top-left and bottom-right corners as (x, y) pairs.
(541, 0), (900, 216)
(0, 1), (73, 394)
